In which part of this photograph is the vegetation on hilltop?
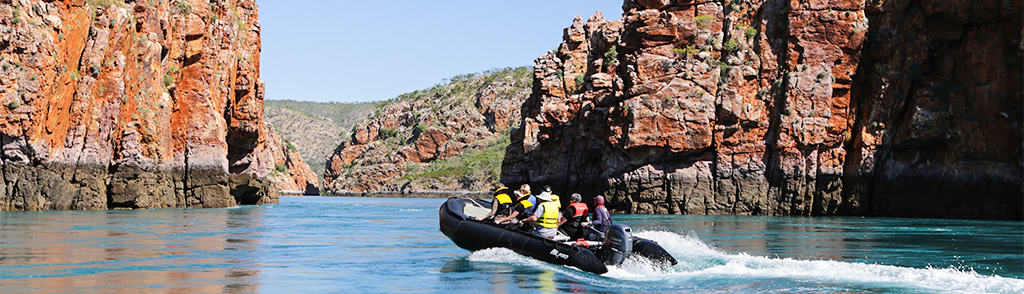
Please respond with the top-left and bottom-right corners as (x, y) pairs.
(325, 66), (532, 192)
(265, 100), (379, 178)
(401, 129), (510, 186)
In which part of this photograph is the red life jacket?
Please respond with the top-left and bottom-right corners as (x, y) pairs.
(569, 202), (588, 223)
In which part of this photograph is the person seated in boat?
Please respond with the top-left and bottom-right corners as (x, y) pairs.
(557, 193), (590, 239)
(538, 185), (561, 209)
(522, 192), (561, 239)
(494, 184), (536, 225)
(474, 186), (514, 221)
(592, 195), (613, 233)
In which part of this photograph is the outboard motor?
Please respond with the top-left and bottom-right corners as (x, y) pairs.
(599, 224), (633, 265)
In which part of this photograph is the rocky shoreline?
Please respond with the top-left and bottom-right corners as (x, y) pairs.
(1, 163), (276, 210)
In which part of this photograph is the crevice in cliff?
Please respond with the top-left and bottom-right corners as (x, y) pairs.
(838, 2), (891, 216)
(761, 0), (792, 216)
(183, 145), (191, 204)
(716, 0), (735, 215)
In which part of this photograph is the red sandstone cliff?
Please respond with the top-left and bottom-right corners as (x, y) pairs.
(0, 0), (278, 210)
(324, 68), (531, 193)
(503, 0), (1022, 219)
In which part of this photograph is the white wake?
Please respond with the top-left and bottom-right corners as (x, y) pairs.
(466, 230), (1024, 293)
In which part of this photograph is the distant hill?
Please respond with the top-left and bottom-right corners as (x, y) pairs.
(323, 66), (532, 192)
(264, 100), (380, 179)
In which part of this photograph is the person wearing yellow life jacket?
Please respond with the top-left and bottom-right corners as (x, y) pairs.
(557, 193), (590, 239)
(538, 185), (561, 209)
(494, 184), (536, 225)
(523, 191), (560, 239)
(474, 186), (514, 221)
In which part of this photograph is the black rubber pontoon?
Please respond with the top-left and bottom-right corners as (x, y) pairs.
(438, 197), (677, 274)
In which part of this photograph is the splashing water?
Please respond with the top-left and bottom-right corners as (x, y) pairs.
(469, 230), (1024, 293)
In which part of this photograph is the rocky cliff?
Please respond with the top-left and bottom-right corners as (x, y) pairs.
(324, 67), (531, 193)
(264, 122), (318, 195)
(502, 0), (1022, 219)
(0, 0), (278, 210)
(265, 100), (378, 179)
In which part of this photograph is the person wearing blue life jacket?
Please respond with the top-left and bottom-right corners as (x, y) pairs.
(494, 184), (536, 225)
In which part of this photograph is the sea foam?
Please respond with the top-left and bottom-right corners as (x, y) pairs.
(468, 230), (1024, 293)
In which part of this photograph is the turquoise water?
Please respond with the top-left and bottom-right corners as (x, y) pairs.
(0, 196), (1021, 293)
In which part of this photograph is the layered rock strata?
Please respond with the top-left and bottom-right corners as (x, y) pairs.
(324, 68), (531, 193)
(502, 0), (1022, 219)
(0, 0), (278, 210)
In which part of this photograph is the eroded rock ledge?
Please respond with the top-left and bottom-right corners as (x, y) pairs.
(0, 0), (279, 210)
(502, 0), (1022, 219)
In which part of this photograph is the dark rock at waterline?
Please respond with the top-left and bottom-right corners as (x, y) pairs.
(0, 164), (277, 210)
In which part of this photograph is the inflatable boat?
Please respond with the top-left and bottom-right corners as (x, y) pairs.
(438, 197), (677, 274)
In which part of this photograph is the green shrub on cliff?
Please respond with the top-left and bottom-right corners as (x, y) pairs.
(379, 128), (398, 139)
(724, 39), (740, 52)
(744, 26), (757, 39)
(695, 15), (713, 29)
(672, 45), (697, 59)
(172, 1), (191, 15)
(163, 75), (174, 88)
(603, 46), (618, 68)
(401, 131), (509, 185)
(573, 75), (585, 93)
(6, 100), (21, 110)
(87, 0), (121, 8)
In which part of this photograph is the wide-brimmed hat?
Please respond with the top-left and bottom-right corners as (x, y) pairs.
(536, 191), (552, 201)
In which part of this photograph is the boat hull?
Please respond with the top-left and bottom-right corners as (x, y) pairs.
(439, 198), (608, 274)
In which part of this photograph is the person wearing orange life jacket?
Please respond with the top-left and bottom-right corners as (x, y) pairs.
(557, 193), (590, 239)
(474, 186), (514, 221)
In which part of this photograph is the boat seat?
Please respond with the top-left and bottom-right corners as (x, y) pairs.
(462, 201), (491, 219)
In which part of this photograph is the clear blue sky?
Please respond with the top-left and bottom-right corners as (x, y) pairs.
(256, 0), (623, 103)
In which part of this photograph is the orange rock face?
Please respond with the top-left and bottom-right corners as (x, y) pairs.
(324, 68), (531, 193)
(0, 0), (277, 210)
(503, 0), (1022, 219)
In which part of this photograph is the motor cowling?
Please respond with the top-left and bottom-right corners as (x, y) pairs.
(599, 224), (633, 265)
